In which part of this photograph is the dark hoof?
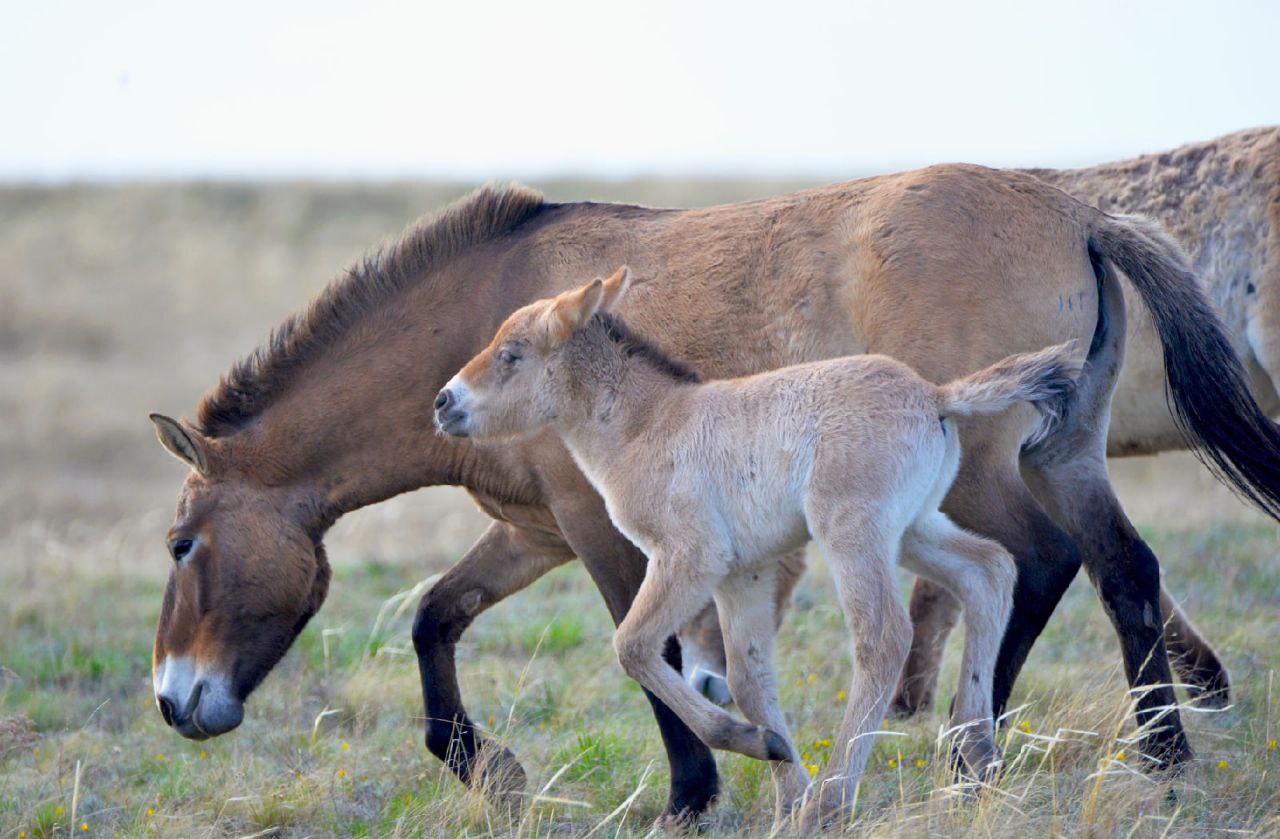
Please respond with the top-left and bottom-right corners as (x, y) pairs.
(1183, 667), (1231, 709)
(1136, 733), (1194, 774)
(474, 742), (528, 814)
(763, 728), (793, 762)
(889, 683), (932, 718)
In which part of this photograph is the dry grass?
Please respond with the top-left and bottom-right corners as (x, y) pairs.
(1, 180), (1277, 837)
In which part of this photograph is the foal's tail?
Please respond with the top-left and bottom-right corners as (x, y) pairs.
(1089, 214), (1280, 521)
(937, 342), (1083, 432)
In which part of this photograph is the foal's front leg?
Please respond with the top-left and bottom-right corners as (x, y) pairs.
(613, 550), (793, 762)
(716, 566), (808, 814)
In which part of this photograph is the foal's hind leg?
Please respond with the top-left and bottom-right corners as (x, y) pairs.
(716, 565), (808, 815)
(613, 550), (792, 762)
(801, 522), (912, 828)
(901, 514), (1015, 776)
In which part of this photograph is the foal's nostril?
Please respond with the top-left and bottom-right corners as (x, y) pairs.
(157, 695), (176, 727)
(434, 389), (452, 412)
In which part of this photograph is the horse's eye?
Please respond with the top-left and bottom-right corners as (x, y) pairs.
(170, 538), (195, 562)
(498, 349), (520, 365)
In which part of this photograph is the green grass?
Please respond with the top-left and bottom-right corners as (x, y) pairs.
(2, 517), (1278, 837)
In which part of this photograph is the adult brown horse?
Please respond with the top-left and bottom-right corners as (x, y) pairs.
(150, 165), (1280, 825)
(889, 125), (1280, 715)
(683, 126), (1280, 716)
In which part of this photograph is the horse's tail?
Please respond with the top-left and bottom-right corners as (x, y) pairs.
(1089, 213), (1280, 520)
(937, 342), (1082, 432)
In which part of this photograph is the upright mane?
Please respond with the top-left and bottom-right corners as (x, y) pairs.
(197, 184), (548, 437)
(592, 312), (701, 384)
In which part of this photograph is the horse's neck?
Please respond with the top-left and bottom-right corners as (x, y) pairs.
(234, 258), (554, 519)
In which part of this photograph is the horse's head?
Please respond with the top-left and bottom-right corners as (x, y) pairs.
(435, 266), (632, 440)
(147, 414), (330, 740)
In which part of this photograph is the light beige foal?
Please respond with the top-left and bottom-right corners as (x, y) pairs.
(434, 267), (1080, 826)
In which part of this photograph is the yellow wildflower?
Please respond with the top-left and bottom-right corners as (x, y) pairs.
(888, 758), (898, 769)
(1218, 760), (1229, 769)
(915, 758), (926, 768)
(1115, 751), (1126, 761)
(1269, 739), (1277, 750)
(81, 823), (89, 832)
(807, 763), (819, 777)
(55, 806), (65, 816)
(1019, 721), (1032, 733)
(147, 808), (156, 817)
(337, 768), (347, 779)
(807, 673), (818, 684)
(156, 753), (165, 762)
(341, 741), (350, 751)
(802, 752), (811, 762)
(836, 690), (847, 702)
(200, 750), (208, 760)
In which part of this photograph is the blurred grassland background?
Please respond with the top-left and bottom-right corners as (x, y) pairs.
(1, 180), (1277, 837)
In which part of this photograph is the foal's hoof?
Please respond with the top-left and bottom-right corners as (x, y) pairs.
(689, 666), (733, 706)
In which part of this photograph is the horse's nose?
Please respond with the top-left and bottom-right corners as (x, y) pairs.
(156, 694), (177, 727)
(434, 389), (453, 412)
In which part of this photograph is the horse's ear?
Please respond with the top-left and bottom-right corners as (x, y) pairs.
(149, 413), (210, 475)
(550, 278), (605, 342)
(599, 265), (631, 313)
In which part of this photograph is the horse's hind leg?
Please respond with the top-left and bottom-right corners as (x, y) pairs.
(892, 578), (962, 716)
(715, 564), (808, 815)
(901, 513), (1015, 776)
(1161, 587), (1230, 708)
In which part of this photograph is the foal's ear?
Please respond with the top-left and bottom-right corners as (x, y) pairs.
(599, 265), (631, 313)
(149, 413), (211, 476)
(550, 278), (605, 341)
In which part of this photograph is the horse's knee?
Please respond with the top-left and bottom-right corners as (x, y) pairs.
(412, 585), (483, 653)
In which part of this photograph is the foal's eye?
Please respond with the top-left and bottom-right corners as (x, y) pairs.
(170, 538), (195, 562)
(498, 349), (520, 366)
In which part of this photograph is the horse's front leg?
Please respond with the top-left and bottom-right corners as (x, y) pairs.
(412, 521), (573, 808)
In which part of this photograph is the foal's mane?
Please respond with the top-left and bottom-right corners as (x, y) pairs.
(591, 312), (700, 384)
(197, 184), (549, 437)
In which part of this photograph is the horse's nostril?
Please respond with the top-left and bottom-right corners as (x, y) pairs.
(157, 695), (176, 727)
(434, 389), (452, 411)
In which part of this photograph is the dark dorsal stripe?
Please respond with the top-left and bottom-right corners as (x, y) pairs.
(592, 312), (700, 384)
(197, 184), (548, 437)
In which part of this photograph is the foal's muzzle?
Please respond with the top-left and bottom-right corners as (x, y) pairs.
(433, 387), (469, 436)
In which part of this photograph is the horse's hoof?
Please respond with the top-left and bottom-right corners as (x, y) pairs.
(474, 742), (527, 814)
(653, 806), (708, 835)
(888, 688), (931, 718)
(1184, 667), (1231, 710)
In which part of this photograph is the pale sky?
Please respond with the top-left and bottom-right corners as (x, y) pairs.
(4, 0), (1278, 180)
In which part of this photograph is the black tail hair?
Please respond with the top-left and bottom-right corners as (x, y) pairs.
(1090, 214), (1280, 521)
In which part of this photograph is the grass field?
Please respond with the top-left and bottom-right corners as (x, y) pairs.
(1, 181), (1278, 837)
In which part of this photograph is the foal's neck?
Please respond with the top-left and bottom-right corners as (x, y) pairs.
(552, 319), (696, 478)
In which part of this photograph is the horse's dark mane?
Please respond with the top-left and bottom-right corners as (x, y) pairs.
(591, 312), (700, 384)
(197, 184), (549, 437)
